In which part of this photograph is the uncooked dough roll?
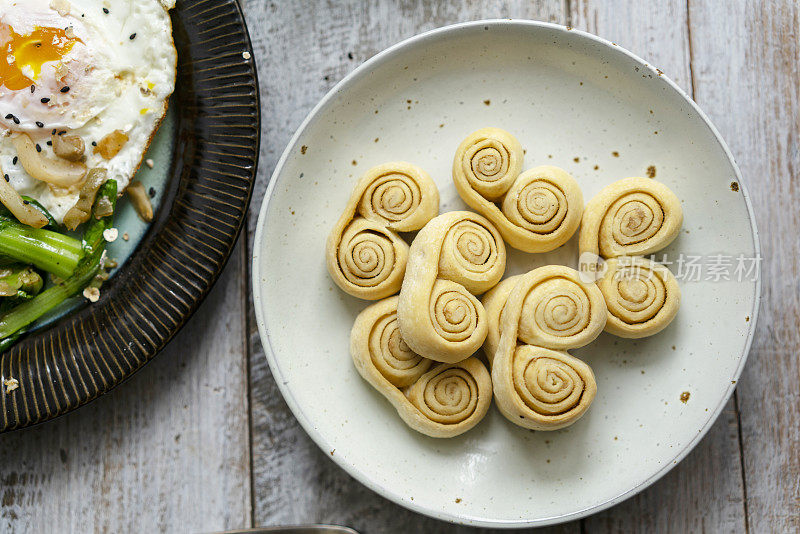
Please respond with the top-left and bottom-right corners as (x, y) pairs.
(482, 266), (607, 362)
(453, 128), (583, 253)
(351, 297), (492, 438)
(494, 344), (597, 431)
(486, 266), (605, 430)
(597, 256), (681, 338)
(398, 211), (506, 363)
(453, 127), (523, 201)
(327, 162), (439, 299)
(579, 177), (683, 260)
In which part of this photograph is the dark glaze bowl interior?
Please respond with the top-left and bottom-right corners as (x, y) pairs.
(0, 0), (260, 431)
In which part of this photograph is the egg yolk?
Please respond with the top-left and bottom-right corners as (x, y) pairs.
(0, 23), (82, 91)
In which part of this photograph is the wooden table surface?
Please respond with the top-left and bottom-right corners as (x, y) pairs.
(1, 1), (798, 532)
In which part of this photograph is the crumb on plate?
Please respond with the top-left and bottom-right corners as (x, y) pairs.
(83, 287), (100, 303)
(4, 377), (19, 394)
(103, 228), (119, 242)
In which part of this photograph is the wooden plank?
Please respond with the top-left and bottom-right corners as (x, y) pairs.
(569, 1), (749, 532)
(242, 1), (579, 531)
(687, 1), (800, 532)
(0, 244), (251, 533)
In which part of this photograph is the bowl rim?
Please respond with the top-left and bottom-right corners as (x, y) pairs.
(252, 18), (761, 528)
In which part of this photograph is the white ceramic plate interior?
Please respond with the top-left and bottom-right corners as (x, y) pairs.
(252, 20), (760, 528)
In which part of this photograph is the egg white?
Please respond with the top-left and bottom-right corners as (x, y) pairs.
(0, 0), (177, 222)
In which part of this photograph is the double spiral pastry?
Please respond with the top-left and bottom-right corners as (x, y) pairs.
(481, 266), (606, 430)
(579, 177), (683, 260)
(326, 162), (440, 300)
(397, 211), (506, 363)
(351, 297), (492, 438)
(453, 128), (583, 253)
(597, 256), (681, 338)
(580, 177), (683, 338)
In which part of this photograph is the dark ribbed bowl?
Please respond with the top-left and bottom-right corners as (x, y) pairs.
(0, 0), (260, 431)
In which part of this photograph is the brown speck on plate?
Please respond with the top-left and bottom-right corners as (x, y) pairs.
(672, 345), (676, 350)
(300, 145), (308, 155)
(352, 160), (358, 166)
(439, 123), (444, 128)
(730, 181), (739, 192)
(593, 165), (599, 170)
(374, 137), (379, 143)
(680, 391), (690, 403)
(547, 154), (553, 159)
(483, 99), (491, 105)
(646, 165), (656, 178)
(612, 151), (620, 157)
(573, 157), (580, 163)
(330, 449), (335, 456)
(455, 498), (462, 503)
(745, 316), (750, 322)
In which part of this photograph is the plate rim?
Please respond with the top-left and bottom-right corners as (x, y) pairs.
(0, 0), (261, 432)
(252, 18), (761, 527)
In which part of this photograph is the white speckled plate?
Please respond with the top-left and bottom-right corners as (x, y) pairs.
(252, 20), (760, 528)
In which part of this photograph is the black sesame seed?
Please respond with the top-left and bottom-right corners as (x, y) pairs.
(30, 85), (35, 93)
(52, 129), (57, 135)
(129, 33), (136, 40)
(41, 97), (50, 104)
(91, 141), (97, 146)
(4, 114), (11, 120)
(103, 7), (109, 14)
(3, 175), (9, 182)
(36, 144), (42, 153)
(12, 156), (17, 165)
(22, 200), (29, 205)
(12, 116), (19, 125)
(148, 187), (156, 198)
(58, 130), (66, 135)
(46, 140), (52, 146)
(60, 86), (70, 93)
(36, 121), (44, 128)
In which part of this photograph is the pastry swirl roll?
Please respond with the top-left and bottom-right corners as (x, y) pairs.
(398, 211), (506, 363)
(327, 162), (439, 299)
(579, 177), (683, 260)
(481, 266), (607, 361)
(597, 256), (681, 338)
(453, 128), (583, 253)
(482, 266), (606, 430)
(351, 297), (492, 438)
(493, 344), (597, 431)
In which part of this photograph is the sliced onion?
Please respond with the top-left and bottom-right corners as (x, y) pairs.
(127, 181), (153, 222)
(12, 133), (87, 187)
(0, 170), (48, 228)
(63, 168), (107, 230)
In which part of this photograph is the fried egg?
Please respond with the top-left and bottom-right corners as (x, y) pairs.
(0, 0), (176, 222)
